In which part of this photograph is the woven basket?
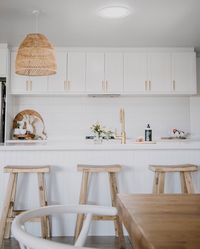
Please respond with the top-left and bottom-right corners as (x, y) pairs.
(15, 33), (57, 76)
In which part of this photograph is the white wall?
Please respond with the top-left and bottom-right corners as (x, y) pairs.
(12, 96), (191, 141)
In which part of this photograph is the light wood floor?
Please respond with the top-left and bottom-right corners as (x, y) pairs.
(3, 236), (133, 249)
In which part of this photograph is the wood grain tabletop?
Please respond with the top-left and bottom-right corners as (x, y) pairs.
(117, 194), (200, 249)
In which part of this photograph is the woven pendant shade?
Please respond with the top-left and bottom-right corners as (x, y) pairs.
(15, 33), (57, 76)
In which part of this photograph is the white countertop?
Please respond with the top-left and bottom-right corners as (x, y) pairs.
(1, 139), (200, 151)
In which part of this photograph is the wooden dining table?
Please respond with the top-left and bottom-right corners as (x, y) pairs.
(117, 194), (200, 249)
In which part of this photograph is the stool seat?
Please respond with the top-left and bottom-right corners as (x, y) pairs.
(149, 164), (198, 173)
(77, 164), (121, 173)
(149, 164), (198, 194)
(4, 166), (50, 173)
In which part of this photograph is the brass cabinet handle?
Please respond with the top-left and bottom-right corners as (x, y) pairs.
(64, 80), (67, 90)
(68, 80), (71, 91)
(30, 80), (32, 91)
(26, 80), (29, 91)
(145, 81), (148, 91)
(106, 80), (108, 92)
(102, 80), (105, 92)
(173, 80), (176, 91)
(149, 81), (151, 91)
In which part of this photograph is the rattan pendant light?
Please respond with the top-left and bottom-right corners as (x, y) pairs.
(15, 10), (57, 76)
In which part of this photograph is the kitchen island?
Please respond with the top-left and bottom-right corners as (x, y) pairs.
(0, 140), (200, 236)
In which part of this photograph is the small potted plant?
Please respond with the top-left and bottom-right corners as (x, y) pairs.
(90, 122), (114, 144)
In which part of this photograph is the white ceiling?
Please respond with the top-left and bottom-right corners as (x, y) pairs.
(1, 0), (200, 50)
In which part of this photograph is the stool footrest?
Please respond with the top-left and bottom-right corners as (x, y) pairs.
(6, 217), (42, 223)
(92, 215), (116, 221)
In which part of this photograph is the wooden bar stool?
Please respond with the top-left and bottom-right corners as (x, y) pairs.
(149, 164), (198, 194)
(0, 165), (51, 247)
(74, 164), (125, 249)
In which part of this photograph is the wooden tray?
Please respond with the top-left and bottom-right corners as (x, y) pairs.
(13, 134), (35, 140)
(161, 136), (186, 140)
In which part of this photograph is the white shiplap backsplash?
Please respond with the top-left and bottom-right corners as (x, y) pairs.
(12, 96), (191, 141)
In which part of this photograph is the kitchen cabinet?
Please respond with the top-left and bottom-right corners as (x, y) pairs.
(86, 52), (123, 93)
(10, 48), (197, 95)
(48, 51), (67, 91)
(124, 53), (148, 93)
(0, 49), (7, 76)
(48, 51), (85, 92)
(10, 52), (48, 93)
(172, 52), (196, 94)
(86, 53), (104, 93)
(67, 52), (85, 92)
(105, 53), (123, 93)
(148, 53), (171, 93)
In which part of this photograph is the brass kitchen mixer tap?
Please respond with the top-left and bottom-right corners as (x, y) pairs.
(115, 108), (126, 144)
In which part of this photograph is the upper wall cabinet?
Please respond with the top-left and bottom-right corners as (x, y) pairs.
(86, 52), (123, 93)
(10, 48), (197, 95)
(48, 51), (67, 91)
(105, 53), (123, 93)
(148, 53), (171, 93)
(124, 53), (148, 93)
(0, 48), (8, 77)
(11, 52), (48, 93)
(67, 52), (86, 92)
(86, 53), (104, 93)
(48, 51), (85, 92)
(124, 51), (196, 94)
(171, 52), (196, 94)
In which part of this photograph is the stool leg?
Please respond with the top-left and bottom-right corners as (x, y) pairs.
(4, 173), (18, 239)
(108, 172), (125, 249)
(0, 173), (16, 247)
(74, 171), (89, 241)
(157, 172), (165, 194)
(184, 172), (194, 193)
(38, 173), (51, 239)
(180, 172), (188, 193)
(152, 171), (159, 194)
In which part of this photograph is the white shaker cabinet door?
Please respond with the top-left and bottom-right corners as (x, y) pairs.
(172, 52), (197, 94)
(0, 49), (7, 76)
(86, 53), (105, 93)
(11, 52), (27, 92)
(29, 76), (48, 92)
(105, 53), (123, 93)
(11, 52), (48, 93)
(67, 52), (86, 92)
(48, 51), (67, 92)
(124, 53), (148, 93)
(148, 53), (171, 93)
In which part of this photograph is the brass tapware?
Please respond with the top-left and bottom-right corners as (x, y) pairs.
(115, 108), (126, 144)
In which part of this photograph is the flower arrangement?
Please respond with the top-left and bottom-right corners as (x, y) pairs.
(90, 122), (114, 142)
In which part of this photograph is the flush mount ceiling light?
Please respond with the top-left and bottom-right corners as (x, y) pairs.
(98, 5), (130, 19)
(15, 10), (57, 76)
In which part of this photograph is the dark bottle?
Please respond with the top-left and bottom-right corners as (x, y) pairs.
(145, 124), (152, 141)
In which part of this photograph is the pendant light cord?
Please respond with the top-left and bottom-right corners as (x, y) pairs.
(32, 10), (39, 33)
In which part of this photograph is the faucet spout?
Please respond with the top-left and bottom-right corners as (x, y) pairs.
(120, 108), (126, 144)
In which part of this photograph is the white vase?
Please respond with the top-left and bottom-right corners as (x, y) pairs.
(94, 135), (103, 144)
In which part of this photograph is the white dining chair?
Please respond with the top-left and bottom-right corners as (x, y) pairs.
(12, 204), (118, 249)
